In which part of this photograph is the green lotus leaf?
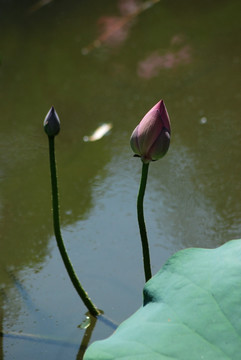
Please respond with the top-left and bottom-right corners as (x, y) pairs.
(84, 239), (241, 359)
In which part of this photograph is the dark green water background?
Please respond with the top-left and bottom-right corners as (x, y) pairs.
(0, 0), (240, 358)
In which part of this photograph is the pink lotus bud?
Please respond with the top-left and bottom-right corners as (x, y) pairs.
(44, 106), (60, 137)
(130, 100), (171, 163)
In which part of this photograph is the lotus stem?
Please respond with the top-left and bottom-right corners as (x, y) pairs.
(137, 162), (152, 282)
(48, 136), (100, 317)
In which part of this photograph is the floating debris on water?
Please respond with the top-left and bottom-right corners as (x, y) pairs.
(27, 0), (53, 14)
(200, 117), (207, 124)
(83, 123), (113, 142)
(78, 316), (91, 329)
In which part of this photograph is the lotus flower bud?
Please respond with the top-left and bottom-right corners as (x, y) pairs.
(44, 106), (60, 137)
(130, 100), (171, 163)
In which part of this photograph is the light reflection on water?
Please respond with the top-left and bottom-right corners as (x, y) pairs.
(0, 0), (241, 358)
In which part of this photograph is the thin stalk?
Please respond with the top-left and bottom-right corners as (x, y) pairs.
(137, 162), (152, 282)
(48, 136), (100, 317)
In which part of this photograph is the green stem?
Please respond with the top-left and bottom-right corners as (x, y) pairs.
(137, 162), (152, 282)
(48, 136), (100, 317)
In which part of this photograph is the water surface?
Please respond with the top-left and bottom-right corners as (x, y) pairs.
(0, 0), (241, 358)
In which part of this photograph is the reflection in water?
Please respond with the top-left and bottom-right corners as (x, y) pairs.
(137, 40), (192, 79)
(27, 0), (53, 14)
(82, 0), (160, 54)
(1, 271), (117, 359)
(0, 310), (3, 359)
(76, 314), (97, 359)
(76, 312), (118, 359)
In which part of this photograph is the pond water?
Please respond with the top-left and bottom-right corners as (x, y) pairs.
(0, 0), (241, 358)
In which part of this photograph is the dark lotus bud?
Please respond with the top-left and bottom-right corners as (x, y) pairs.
(44, 106), (60, 137)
